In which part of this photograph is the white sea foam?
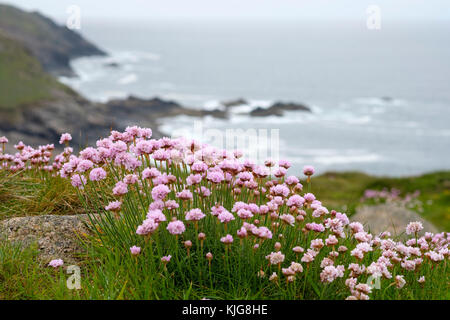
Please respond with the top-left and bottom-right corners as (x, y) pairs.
(118, 73), (138, 85)
(353, 97), (407, 107)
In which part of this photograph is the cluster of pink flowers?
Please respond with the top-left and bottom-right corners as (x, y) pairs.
(1, 127), (448, 300)
(361, 188), (423, 211)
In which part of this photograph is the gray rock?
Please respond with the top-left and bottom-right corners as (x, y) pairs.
(0, 214), (94, 263)
(250, 102), (311, 117)
(222, 98), (248, 108)
(351, 203), (438, 236)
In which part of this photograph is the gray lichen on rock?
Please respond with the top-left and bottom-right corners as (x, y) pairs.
(351, 203), (438, 236)
(0, 214), (94, 264)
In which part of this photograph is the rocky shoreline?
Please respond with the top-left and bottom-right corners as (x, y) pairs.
(0, 3), (311, 151)
(0, 93), (312, 152)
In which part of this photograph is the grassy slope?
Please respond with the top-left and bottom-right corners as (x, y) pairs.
(313, 171), (450, 231)
(0, 33), (62, 110)
(1, 170), (448, 230)
(0, 170), (448, 300)
(0, 171), (83, 220)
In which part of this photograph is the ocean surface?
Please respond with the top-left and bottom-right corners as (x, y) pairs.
(60, 19), (450, 176)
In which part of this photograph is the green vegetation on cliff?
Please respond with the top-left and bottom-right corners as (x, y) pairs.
(0, 33), (62, 110)
(313, 171), (450, 230)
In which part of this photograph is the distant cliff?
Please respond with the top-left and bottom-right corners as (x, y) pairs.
(0, 3), (106, 77)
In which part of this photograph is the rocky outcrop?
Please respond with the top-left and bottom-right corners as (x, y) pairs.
(250, 102), (311, 117)
(104, 96), (228, 126)
(1, 95), (315, 151)
(0, 88), (114, 152)
(0, 4), (106, 77)
(221, 98), (248, 108)
(351, 203), (438, 236)
(0, 214), (94, 263)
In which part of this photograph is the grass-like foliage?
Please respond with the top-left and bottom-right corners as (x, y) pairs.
(0, 129), (448, 300)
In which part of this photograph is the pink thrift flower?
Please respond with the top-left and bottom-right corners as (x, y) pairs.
(136, 218), (159, 235)
(266, 251), (285, 265)
(176, 189), (193, 200)
(237, 208), (253, 220)
(142, 167), (161, 179)
(167, 220), (186, 235)
(130, 246), (141, 255)
(76, 159), (94, 173)
(303, 165), (315, 176)
(59, 133), (72, 145)
(71, 174), (86, 189)
(285, 175), (299, 185)
(151, 184), (170, 201)
(406, 221), (423, 235)
(165, 200), (179, 210)
(279, 159), (291, 169)
(89, 167), (107, 181)
(303, 193), (316, 202)
(185, 208), (206, 221)
(105, 200), (122, 212)
(161, 255), (172, 263)
(293, 246), (304, 254)
(147, 209), (167, 223)
(48, 259), (64, 268)
(280, 214), (295, 226)
(113, 181), (128, 196)
(395, 275), (406, 289)
(218, 210), (235, 223)
(220, 234), (234, 244)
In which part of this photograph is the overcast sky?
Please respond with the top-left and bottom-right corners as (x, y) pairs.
(5, 0), (450, 22)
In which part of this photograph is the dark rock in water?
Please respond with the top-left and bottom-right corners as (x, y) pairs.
(381, 96), (393, 102)
(250, 101), (311, 117)
(222, 98), (248, 108)
(104, 62), (120, 68)
(270, 102), (311, 112)
(0, 4), (106, 77)
(250, 107), (284, 117)
(105, 95), (228, 128)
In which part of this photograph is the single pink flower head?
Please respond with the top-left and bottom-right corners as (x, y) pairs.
(147, 209), (167, 223)
(185, 208), (206, 221)
(167, 220), (186, 235)
(113, 181), (128, 196)
(59, 133), (72, 145)
(303, 165), (315, 176)
(136, 218), (159, 235)
(48, 259), (64, 268)
(130, 246), (141, 255)
(161, 255), (172, 263)
(89, 167), (107, 181)
(151, 184), (170, 201)
(218, 209), (235, 223)
(105, 200), (122, 212)
(220, 234), (234, 244)
(406, 221), (423, 235)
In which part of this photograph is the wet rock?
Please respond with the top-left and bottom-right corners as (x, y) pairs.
(222, 98), (248, 108)
(250, 101), (311, 117)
